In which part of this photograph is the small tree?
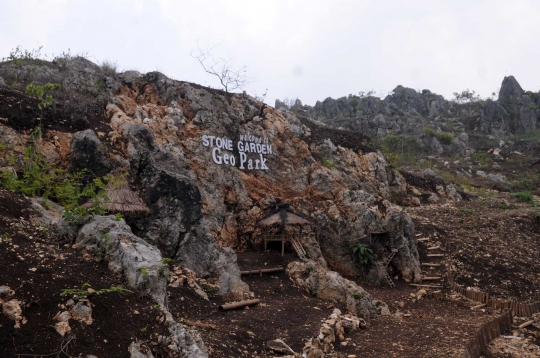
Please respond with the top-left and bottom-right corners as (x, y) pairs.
(453, 89), (481, 104)
(191, 43), (251, 93)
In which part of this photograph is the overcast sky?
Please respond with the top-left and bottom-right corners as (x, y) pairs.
(1, 0), (539, 106)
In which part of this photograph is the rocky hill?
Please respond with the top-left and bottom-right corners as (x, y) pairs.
(1, 54), (539, 357)
(0, 55), (424, 357)
(277, 76), (540, 157)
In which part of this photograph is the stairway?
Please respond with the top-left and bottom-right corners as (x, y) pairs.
(290, 237), (306, 260)
(416, 236), (446, 287)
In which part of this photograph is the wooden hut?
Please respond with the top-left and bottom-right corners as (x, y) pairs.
(255, 203), (312, 257)
(84, 180), (149, 217)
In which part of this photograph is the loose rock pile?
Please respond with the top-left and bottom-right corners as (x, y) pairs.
(53, 299), (94, 336)
(302, 308), (366, 357)
(168, 265), (220, 301)
(0, 285), (26, 329)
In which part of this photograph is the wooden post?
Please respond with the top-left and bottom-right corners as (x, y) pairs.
(264, 240), (267, 252)
(281, 240), (285, 256)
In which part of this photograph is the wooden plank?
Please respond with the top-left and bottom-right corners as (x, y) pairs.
(421, 263), (442, 267)
(421, 277), (442, 280)
(418, 238), (430, 241)
(519, 320), (534, 329)
(410, 283), (442, 288)
(427, 254), (445, 257)
(427, 246), (441, 250)
(471, 303), (486, 310)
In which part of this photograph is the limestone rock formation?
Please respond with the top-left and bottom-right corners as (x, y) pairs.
(69, 129), (112, 176)
(0, 56), (426, 356)
(286, 261), (377, 318)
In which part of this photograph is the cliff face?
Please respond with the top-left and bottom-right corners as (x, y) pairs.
(0, 57), (421, 291)
(103, 71), (420, 283)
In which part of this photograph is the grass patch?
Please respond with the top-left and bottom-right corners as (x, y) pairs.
(511, 191), (533, 202)
(515, 130), (540, 140)
(322, 158), (336, 169)
(100, 60), (118, 76)
(423, 127), (454, 145)
(435, 169), (471, 186)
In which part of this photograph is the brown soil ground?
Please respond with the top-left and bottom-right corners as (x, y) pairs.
(0, 188), (168, 358)
(166, 248), (498, 358)
(346, 282), (493, 358)
(0, 86), (110, 134)
(168, 251), (341, 357)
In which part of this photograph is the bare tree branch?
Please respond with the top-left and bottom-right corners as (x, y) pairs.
(190, 42), (252, 93)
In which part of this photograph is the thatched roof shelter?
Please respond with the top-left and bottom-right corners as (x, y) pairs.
(256, 203), (313, 256)
(84, 180), (149, 217)
(256, 203), (311, 231)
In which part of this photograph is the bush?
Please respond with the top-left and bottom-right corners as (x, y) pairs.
(437, 132), (454, 145)
(0, 146), (109, 222)
(423, 127), (437, 137)
(423, 127), (454, 145)
(351, 243), (374, 266)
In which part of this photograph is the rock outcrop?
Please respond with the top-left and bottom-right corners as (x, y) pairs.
(287, 261), (377, 318)
(279, 76), (538, 155)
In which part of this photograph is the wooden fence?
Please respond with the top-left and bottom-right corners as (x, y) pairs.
(445, 269), (540, 357)
(447, 270), (540, 317)
(463, 311), (513, 358)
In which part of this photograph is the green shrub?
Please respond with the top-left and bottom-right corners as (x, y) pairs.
(160, 258), (174, 268)
(423, 127), (437, 137)
(437, 132), (454, 145)
(511, 191), (533, 202)
(26, 83), (61, 110)
(351, 243), (374, 266)
(385, 152), (398, 170)
(0, 147), (110, 223)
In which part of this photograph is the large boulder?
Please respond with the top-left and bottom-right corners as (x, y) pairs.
(75, 215), (168, 304)
(287, 261), (377, 318)
(69, 129), (111, 176)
